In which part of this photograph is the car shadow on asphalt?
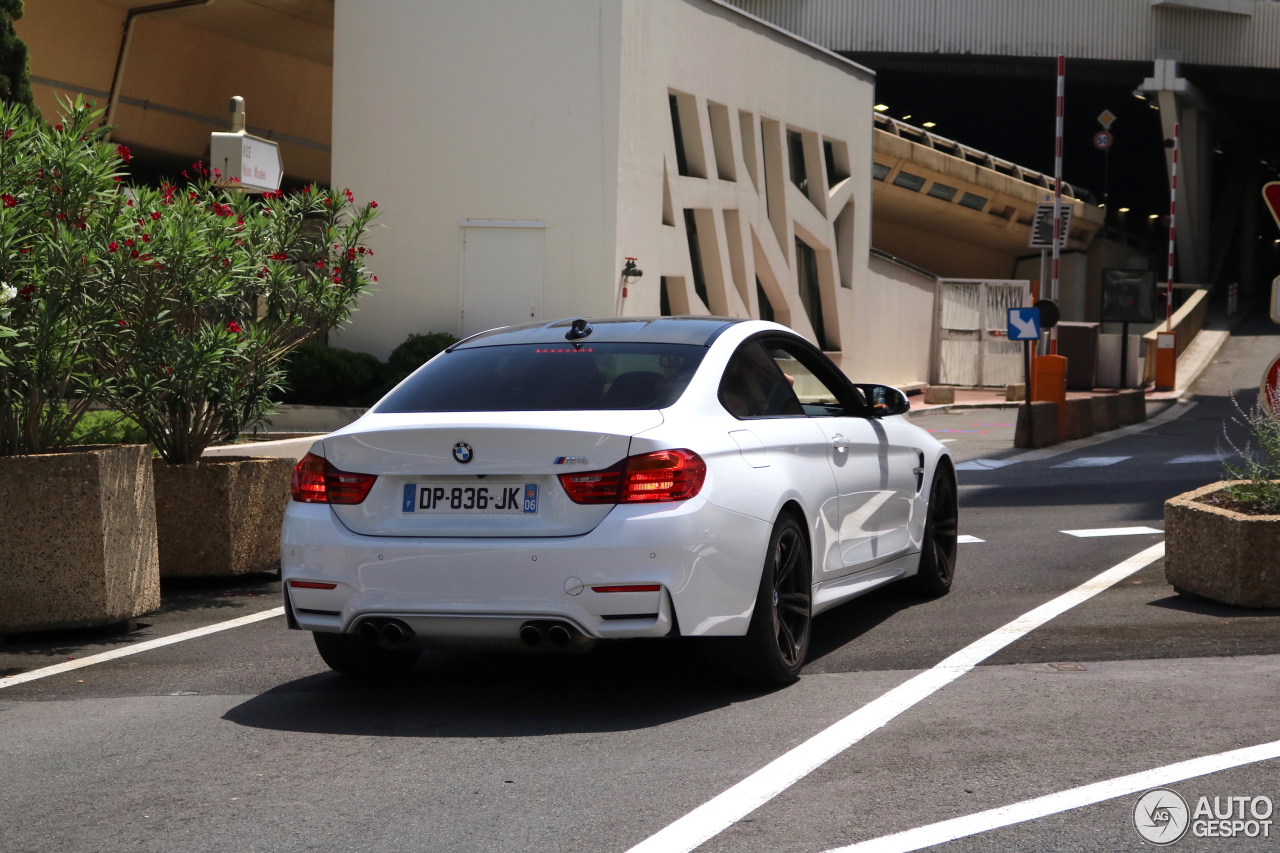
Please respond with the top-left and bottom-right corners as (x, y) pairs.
(803, 582), (932, 669)
(222, 638), (764, 737)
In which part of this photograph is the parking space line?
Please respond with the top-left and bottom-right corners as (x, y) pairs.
(1167, 454), (1224, 464)
(954, 459), (1020, 471)
(1062, 526), (1162, 538)
(1050, 456), (1131, 468)
(623, 542), (1166, 853)
(0, 607), (284, 689)
(823, 738), (1280, 853)
(956, 535), (985, 544)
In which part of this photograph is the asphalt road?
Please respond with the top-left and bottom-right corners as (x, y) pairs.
(2, 314), (1278, 853)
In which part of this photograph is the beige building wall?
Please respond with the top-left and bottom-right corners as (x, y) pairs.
(17, 0), (332, 183)
(861, 253), (936, 387)
(613, 0), (876, 376)
(331, 0), (624, 358)
(335, 0), (932, 387)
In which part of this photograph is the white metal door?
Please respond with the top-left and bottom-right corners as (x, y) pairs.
(460, 223), (543, 337)
(935, 279), (1030, 387)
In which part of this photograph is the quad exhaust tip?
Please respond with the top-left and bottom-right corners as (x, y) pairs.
(520, 620), (579, 648)
(357, 618), (415, 646)
(519, 624), (543, 647)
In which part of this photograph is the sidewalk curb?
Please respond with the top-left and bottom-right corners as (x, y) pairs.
(1005, 400), (1198, 463)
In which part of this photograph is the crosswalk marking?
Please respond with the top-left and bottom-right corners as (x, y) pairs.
(1051, 456), (1131, 468)
(1061, 526), (1162, 538)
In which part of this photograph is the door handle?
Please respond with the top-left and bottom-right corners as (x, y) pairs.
(830, 434), (851, 450)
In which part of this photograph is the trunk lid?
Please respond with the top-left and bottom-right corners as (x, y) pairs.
(322, 411), (663, 537)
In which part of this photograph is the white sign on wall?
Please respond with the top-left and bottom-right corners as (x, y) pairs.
(209, 132), (282, 193)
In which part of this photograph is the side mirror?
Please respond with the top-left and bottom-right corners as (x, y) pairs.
(853, 383), (910, 417)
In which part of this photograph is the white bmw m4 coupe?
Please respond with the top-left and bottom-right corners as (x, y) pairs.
(281, 316), (956, 686)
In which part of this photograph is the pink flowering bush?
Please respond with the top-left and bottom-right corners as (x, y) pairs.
(102, 170), (378, 464)
(0, 96), (130, 455)
(0, 96), (379, 462)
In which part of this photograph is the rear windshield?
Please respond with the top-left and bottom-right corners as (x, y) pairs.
(374, 343), (707, 413)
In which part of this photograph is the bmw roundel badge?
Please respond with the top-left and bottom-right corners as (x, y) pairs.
(452, 442), (473, 464)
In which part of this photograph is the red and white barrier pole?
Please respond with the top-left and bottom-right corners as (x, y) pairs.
(1051, 54), (1065, 354)
(1166, 122), (1179, 331)
(1154, 121), (1180, 391)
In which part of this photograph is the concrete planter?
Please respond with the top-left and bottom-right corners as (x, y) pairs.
(1014, 401), (1059, 449)
(1061, 398), (1095, 441)
(154, 456), (295, 577)
(0, 445), (159, 635)
(1117, 389), (1146, 426)
(1091, 394), (1121, 433)
(1165, 481), (1280, 608)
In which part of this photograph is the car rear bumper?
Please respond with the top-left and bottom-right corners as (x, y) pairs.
(280, 496), (772, 639)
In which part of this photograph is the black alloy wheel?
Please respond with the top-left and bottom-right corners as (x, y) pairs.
(718, 513), (813, 687)
(769, 524), (812, 669)
(911, 467), (958, 596)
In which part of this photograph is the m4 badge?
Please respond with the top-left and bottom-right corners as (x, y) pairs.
(554, 456), (588, 465)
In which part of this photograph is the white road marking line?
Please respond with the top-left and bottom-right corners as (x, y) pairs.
(1009, 400), (1196, 463)
(623, 543), (1166, 853)
(956, 535), (985, 544)
(954, 459), (1020, 471)
(824, 738), (1280, 853)
(0, 607), (284, 689)
(1050, 456), (1131, 468)
(1061, 526), (1162, 538)
(939, 439), (956, 443)
(1167, 454), (1223, 464)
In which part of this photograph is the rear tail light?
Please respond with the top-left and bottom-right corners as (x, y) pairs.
(291, 452), (377, 504)
(288, 580), (338, 590)
(560, 449), (705, 504)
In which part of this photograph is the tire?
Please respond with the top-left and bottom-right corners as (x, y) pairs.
(717, 512), (813, 687)
(312, 631), (420, 679)
(910, 466), (958, 597)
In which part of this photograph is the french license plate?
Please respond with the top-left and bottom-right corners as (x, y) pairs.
(401, 483), (538, 514)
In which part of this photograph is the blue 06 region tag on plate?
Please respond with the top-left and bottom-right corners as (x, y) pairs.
(522, 484), (538, 513)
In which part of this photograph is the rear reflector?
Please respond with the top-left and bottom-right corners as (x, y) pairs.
(291, 452), (377, 504)
(288, 580), (338, 590)
(591, 584), (662, 593)
(560, 449), (705, 504)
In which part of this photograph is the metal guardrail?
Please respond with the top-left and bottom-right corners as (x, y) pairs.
(874, 113), (1081, 200)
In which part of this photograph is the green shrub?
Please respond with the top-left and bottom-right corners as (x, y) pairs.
(69, 409), (148, 445)
(281, 342), (386, 407)
(1221, 390), (1280, 513)
(386, 331), (458, 387)
(276, 332), (459, 407)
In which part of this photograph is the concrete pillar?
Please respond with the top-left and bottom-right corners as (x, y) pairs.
(1146, 53), (1211, 284)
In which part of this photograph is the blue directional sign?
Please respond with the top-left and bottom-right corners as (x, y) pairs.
(1007, 307), (1042, 341)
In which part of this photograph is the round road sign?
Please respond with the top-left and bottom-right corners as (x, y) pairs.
(1262, 352), (1280, 423)
(1033, 299), (1061, 329)
(1093, 130), (1113, 150)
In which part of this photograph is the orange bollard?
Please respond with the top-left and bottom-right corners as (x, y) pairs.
(1032, 355), (1068, 430)
(1154, 331), (1177, 392)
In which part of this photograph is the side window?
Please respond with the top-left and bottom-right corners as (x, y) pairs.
(718, 341), (804, 418)
(762, 340), (854, 417)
